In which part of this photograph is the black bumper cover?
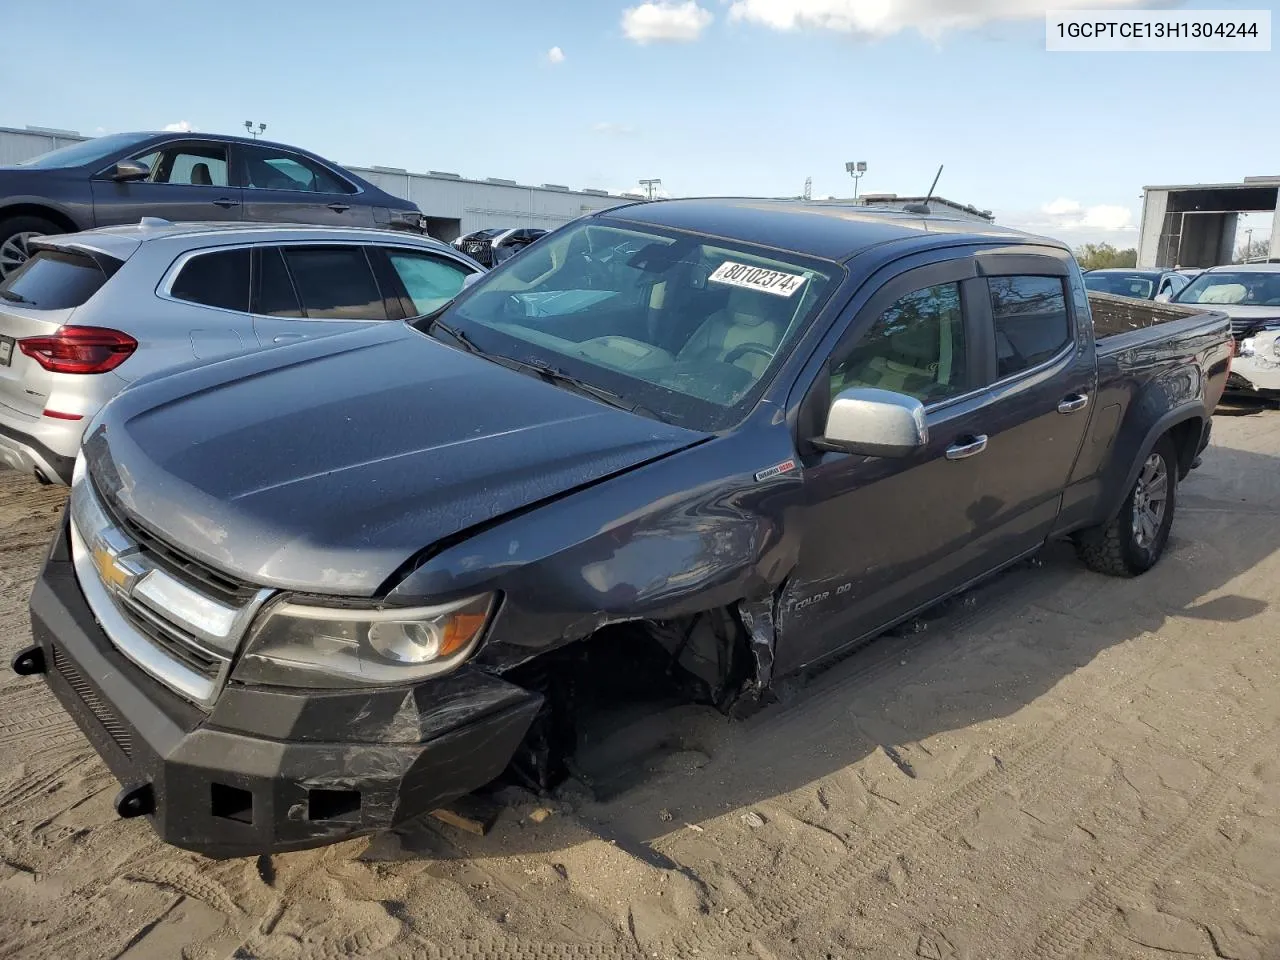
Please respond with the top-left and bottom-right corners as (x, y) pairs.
(27, 522), (541, 859)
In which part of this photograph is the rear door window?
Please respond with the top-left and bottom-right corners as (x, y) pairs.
(239, 145), (355, 195)
(0, 250), (114, 310)
(170, 248), (250, 312)
(280, 246), (387, 320)
(252, 247), (303, 317)
(987, 276), (1071, 379)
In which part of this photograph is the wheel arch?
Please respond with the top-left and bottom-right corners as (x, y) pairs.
(0, 203), (80, 234)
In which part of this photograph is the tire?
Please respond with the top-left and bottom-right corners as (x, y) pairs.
(1075, 435), (1178, 577)
(0, 215), (64, 280)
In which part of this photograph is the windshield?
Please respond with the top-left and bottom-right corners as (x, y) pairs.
(1174, 271), (1280, 306)
(433, 219), (838, 430)
(1082, 273), (1156, 299)
(13, 132), (154, 169)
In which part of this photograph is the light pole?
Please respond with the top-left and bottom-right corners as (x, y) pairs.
(1244, 227), (1255, 262)
(639, 178), (662, 200)
(243, 121), (267, 139)
(845, 161), (867, 201)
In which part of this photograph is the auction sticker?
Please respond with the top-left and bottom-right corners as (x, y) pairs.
(710, 261), (808, 298)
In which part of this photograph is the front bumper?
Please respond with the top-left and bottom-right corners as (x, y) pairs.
(26, 519), (541, 859)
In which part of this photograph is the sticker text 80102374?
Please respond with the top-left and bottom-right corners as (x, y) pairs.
(709, 261), (808, 298)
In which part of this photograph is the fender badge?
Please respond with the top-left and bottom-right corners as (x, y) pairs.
(755, 459), (798, 483)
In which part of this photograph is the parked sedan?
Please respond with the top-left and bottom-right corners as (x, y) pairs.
(0, 131), (427, 278)
(1082, 268), (1191, 301)
(0, 221), (482, 484)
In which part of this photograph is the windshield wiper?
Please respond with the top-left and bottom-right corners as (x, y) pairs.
(0, 289), (35, 306)
(509, 359), (657, 418)
(425, 314), (485, 355)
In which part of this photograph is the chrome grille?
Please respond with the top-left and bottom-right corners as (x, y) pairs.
(69, 464), (274, 707)
(52, 644), (132, 757)
(1231, 317), (1280, 341)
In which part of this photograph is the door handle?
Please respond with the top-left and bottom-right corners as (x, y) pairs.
(327, 203), (350, 213)
(945, 435), (988, 461)
(273, 334), (305, 344)
(212, 197), (240, 209)
(1058, 394), (1090, 414)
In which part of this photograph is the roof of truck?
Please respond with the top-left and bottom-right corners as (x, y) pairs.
(603, 198), (1046, 263)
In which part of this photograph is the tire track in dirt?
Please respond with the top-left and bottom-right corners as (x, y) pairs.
(1022, 726), (1275, 960)
(406, 667), (1145, 960)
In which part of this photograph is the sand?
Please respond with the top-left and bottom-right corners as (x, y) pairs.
(1, 407), (1278, 959)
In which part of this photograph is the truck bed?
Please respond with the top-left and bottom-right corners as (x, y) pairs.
(1089, 290), (1228, 347)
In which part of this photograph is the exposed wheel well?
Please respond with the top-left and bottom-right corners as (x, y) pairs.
(1168, 416), (1204, 479)
(0, 204), (79, 234)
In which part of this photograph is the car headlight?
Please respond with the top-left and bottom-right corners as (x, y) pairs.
(1240, 337), (1256, 357)
(231, 593), (495, 688)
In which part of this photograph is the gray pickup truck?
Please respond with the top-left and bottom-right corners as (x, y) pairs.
(16, 199), (1231, 857)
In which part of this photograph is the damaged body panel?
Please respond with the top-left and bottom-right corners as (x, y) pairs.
(23, 199), (1231, 856)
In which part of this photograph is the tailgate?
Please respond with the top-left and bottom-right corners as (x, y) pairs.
(0, 304), (76, 419)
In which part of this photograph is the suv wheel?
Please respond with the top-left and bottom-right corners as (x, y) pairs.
(0, 216), (63, 280)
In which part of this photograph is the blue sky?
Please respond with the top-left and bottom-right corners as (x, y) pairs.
(4, 0), (1275, 247)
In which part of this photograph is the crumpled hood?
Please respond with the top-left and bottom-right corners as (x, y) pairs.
(84, 323), (708, 596)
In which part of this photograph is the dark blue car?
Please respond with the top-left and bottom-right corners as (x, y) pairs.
(0, 131), (425, 278)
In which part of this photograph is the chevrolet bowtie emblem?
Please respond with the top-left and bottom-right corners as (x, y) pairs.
(92, 543), (135, 593)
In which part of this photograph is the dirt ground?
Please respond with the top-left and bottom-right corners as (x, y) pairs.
(2, 409), (1279, 960)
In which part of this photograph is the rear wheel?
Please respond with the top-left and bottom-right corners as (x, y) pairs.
(1075, 436), (1178, 577)
(0, 216), (63, 279)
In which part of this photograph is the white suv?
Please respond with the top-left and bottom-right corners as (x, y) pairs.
(0, 219), (483, 484)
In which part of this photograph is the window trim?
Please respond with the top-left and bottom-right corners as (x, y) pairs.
(155, 239), (475, 320)
(231, 143), (362, 196)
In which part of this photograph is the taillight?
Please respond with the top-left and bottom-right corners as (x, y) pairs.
(18, 326), (137, 374)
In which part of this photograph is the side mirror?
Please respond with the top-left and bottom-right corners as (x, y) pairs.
(461, 272), (483, 290)
(1154, 292), (1172, 303)
(817, 387), (928, 458)
(110, 159), (150, 182)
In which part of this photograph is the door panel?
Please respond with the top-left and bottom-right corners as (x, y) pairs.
(91, 140), (242, 225)
(777, 391), (1001, 675)
(234, 144), (374, 227)
(776, 259), (992, 675)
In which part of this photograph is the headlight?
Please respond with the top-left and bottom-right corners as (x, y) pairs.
(231, 593), (495, 688)
(1240, 338), (1256, 357)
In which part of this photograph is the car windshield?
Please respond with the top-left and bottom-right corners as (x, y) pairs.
(1174, 271), (1280, 306)
(13, 132), (154, 169)
(1083, 273), (1156, 299)
(432, 219), (838, 430)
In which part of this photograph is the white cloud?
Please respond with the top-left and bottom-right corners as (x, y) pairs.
(1042, 197), (1082, 217)
(728, 0), (1145, 39)
(547, 46), (566, 64)
(592, 121), (636, 135)
(1003, 197), (1139, 244)
(622, 1), (713, 43)
(162, 120), (194, 132)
